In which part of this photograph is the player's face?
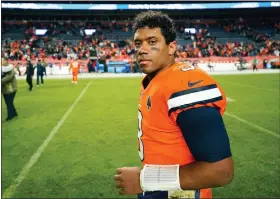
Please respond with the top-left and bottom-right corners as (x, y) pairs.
(134, 27), (176, 74)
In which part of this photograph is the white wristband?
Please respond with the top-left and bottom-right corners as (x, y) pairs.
(140, 164), (182, 192)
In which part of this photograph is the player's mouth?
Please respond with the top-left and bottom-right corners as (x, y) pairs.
(139, 59), (152, 66)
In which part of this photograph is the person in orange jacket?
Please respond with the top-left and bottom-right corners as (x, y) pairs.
(69, 57), (80, 84)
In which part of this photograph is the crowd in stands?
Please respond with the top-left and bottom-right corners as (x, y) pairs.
(2, 18), (280, 62)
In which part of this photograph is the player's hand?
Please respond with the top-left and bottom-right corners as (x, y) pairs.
(114, 167), (143, 195)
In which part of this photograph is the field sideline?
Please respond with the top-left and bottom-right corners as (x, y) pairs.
(14, 68), (280, 80)
(1, 70), (280, 198)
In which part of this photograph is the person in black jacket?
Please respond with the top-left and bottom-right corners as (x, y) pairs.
(36, 60), (46, 86)
(25, 60), (34, 91)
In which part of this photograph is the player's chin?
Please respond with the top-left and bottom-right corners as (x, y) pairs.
(140, 64), (154, 74)
(141, 67), (154, 74)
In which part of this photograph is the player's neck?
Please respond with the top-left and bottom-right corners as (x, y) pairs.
(147, 58), (175, 81)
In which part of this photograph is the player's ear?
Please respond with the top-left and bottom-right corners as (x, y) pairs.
(168, 41), (177, 56)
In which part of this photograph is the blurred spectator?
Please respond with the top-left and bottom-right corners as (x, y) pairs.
(1, 57), (18, 121)
(36, 60), (46, 86)
(25, 59), (34, 91)
(87, 60), (94, 73)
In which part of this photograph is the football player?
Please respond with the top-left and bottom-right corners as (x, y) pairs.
(114, 11), (234, 199)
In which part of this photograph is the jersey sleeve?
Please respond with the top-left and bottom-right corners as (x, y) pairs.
(164, 65), (227, 123)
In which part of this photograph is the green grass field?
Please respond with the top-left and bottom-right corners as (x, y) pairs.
(2, 73), (280, 198)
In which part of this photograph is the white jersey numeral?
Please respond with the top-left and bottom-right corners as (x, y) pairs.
(138, 110), (144, 161)
(181, 65), (195, 72)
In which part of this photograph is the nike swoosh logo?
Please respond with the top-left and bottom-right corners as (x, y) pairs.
(188, 80), (203, 87)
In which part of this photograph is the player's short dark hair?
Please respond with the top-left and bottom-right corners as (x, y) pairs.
(133, 11), (176, 44)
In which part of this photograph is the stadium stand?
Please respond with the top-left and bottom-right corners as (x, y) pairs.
(2, 6), (280, 73)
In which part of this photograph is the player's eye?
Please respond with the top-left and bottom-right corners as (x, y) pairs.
(134, 41), (141, 48)
(148, 40), (156, 45)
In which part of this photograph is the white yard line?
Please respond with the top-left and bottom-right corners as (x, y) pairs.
(2, 81), (92, 198)
(224, 112), (280, 138)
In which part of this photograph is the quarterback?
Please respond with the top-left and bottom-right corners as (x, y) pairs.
(114, 11), (234, 199)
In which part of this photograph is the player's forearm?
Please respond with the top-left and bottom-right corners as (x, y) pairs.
(179, 157), (234, 190)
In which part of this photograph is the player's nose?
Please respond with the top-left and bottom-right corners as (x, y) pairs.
(138, 43), (149, 54)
